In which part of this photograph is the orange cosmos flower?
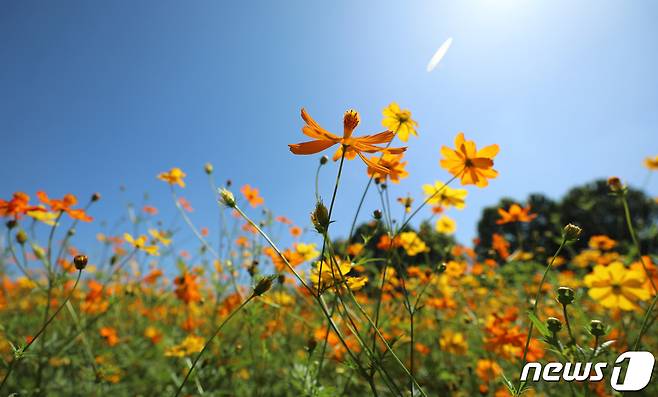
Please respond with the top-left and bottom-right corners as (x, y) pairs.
(174, 272), (202, 304)
(288, 108), (406, 174)
(588, 235), (616, 251)
(0, 192), (43, 219)
(440, 132), (499, 187)
(178, 196), (193, 212)
(157, 167), (186, 187)
(366, 153), (409, 183)
(491, 233), (510, 260)
(289, 226), (302, 238)
(99, 327), (119, 346)
(240, 184), (264, 207)
(496, 204), (537, 224)
(37, 192), (92, 222)
(142, 205), (158, 215)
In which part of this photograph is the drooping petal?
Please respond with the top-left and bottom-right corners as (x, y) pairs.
(289, 140), (337, 155)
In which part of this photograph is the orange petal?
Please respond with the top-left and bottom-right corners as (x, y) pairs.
(289, 140), (336, 155)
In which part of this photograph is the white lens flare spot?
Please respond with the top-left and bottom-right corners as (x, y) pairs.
(427, 37), (453, 72)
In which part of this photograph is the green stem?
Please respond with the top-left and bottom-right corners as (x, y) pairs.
(517, 237), (566, 394)
(174, 294), (256, 397)
(316, 148), (346, 296)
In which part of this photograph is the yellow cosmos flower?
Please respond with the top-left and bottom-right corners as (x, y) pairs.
(422, 181), (467, 209)
(644, 155), (658, 170)
(124, 233), (160, 256)
(157, 167), (186, 187)
(311, 258), (367, 292)
(435, 215), (456, 234)
(164, 335), (205, 357)
(27, 205), (59, 226)
(295, 243), (319, 262)
(381, 102), (418, 142)
(148, 229), (172, 246)
(439, 330), (468, 355)
(399, 231), (429, 256)
(584, 261), (651, 311)
(440, 132), (499, 187)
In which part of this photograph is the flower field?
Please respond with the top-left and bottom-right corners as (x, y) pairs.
(1, 105), (657, 396)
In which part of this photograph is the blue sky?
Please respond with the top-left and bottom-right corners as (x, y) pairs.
(1, 1), (657, 255)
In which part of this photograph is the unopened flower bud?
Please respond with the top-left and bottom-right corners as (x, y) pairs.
(563, 223), (582, 242)
(311, 201), (330, 234)
(204, 163), (214, 174)
(320, 155), (328, 165)
(607, 177), (624, 193)
(6, 220), (17, 230)
(73, 255), (88, 270)
(306, 337), (317, 353)
(557, 287), (575, 305)
(32, 244), (45, 260)
(16, 230), (27, 245)
(373, 209), (382, 220)
(437, 263), (447, 274)
(67, 228), (76, 237)
(589, 320), (606, 337)
(218, 188), (236, 208)
(254, 275), (276, 296)
(546, 317), (562, 333)
(91, 192), (101, 202)
(226, 179), (232, 187)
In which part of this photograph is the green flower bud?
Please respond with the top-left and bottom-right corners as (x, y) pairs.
(311, 201), (330, 234)
(563, 223), (582, 242)
(589, 320), (607, 337)
(546, 317), (562, 333)
(557, 287), (575, 305)
(15, 230), (27, 245)
(254, 275), (276, 296)
(218, 188), (236, 208)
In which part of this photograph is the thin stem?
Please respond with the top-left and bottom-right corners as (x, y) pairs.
(174, 294), (256, 397)
(621, 195), (657, 293)
(171, 187), (242, 298)
(347, 124), (401, 241)
(316, 148), (346, 296)
(517, 237), (566, 393)
(562, 304), (576, 345)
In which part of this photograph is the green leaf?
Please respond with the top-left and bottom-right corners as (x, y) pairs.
(527, 311), (551, 337)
